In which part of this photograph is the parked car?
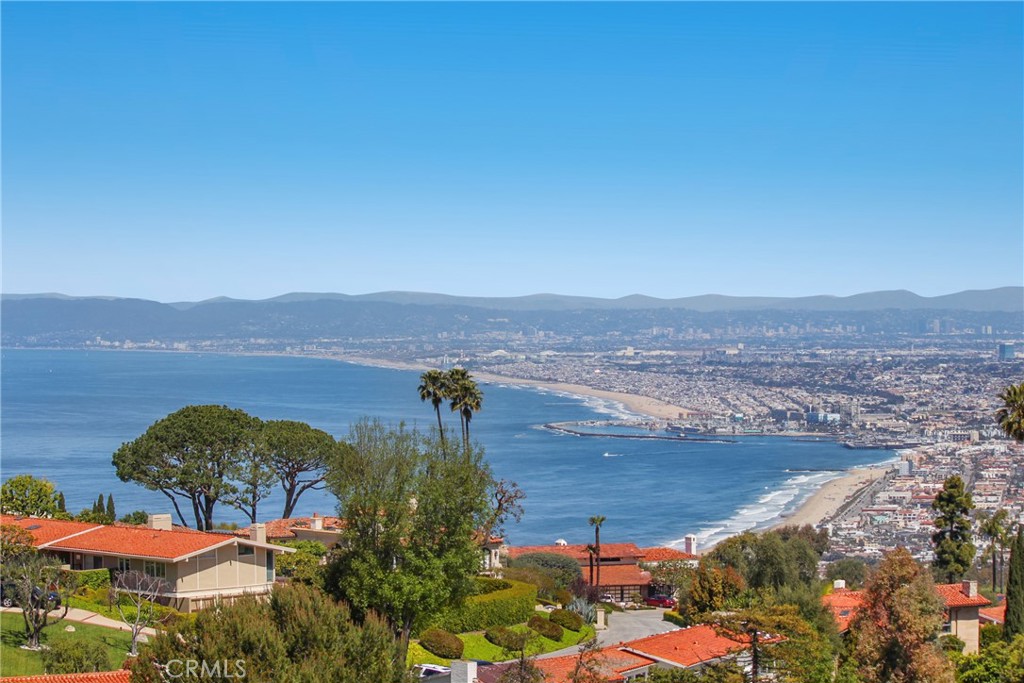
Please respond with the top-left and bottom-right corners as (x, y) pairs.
(413, 664), (450, 678)
(599, 593), (615, 603)
(643, 594), (676, 608)
(0, 583), (61, 609)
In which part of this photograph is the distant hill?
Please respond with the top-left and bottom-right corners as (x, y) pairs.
(3, 287), (1020, 346)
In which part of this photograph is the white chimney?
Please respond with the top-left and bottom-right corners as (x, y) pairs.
(250, 523), (266, 544)
(962, 579), (977, 598)
(310, 513), (323, 531)
(684, 534), (698, 556)
(833, 579), (847, 590)
(450, 660), (477, 683)
(147, 514), (172, 531)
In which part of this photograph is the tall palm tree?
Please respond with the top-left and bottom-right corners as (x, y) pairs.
(447, 368), (482, 449)
(586, 544), (597, 587)
(418, 369), (449, 447)
(997, 383), (1024, 443)
(979, 509), (1010, 592)
(589, 515), (606, 594)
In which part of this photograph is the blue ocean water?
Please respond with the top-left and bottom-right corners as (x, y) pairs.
(0, 349), (893, 548)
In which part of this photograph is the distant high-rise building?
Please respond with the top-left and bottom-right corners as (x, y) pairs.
(998, 342), (1016, 361)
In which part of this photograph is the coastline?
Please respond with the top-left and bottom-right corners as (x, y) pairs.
(772, 465), (891, 530)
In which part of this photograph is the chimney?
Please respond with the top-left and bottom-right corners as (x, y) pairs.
(833, 579), (847, 590)
(147, 514), (172, 531)
(450, 660), (477, 683)
(684, 534), (697, 556)
(250, 523), (266, 544)
(310, 513), (323, 531)
(962, 579), (977, 598)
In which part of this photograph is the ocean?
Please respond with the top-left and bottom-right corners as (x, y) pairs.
(0, 349), (894, 548)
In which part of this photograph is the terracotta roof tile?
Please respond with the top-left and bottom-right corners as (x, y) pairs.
(233, 516), (346, 541)
(1, 516), (101, 545)
(979, 604), (1005, 624)
(822, 589), (866, 632)
(584, 564), (652, 588)
(640, 547), (698, 562)
(506, 543), (644, 562)
(624, 624), (749, 667)
(533, 647), (656, 683)
(935, 583), (991, 609)
(45, 524), (228, 560)
(0, 671), (131, 683)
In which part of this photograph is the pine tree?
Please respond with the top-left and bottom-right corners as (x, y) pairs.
(105, 494), (115, 521)
(931, 475), (975, 583)
(1006, 529), (1024, 641)
(56, 492), (66, 513)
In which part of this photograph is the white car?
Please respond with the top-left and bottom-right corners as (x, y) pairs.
(414, 664), (451, 678)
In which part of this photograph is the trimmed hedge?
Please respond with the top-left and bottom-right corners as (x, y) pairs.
(527, 614), (563, 641)
(75, 569), (111, 591)
(549, 608), (583, 632)
(433, 579), (537, 633)
(473, 577), (512, 595)
(485, 626), (528, 651)
(663, 610), (689, 627)
(419, 628), (464, 659)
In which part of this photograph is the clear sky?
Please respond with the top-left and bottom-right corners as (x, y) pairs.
(3, 2), (1021, 302)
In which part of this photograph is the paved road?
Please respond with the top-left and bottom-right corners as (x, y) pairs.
(536, 607), (677, 659)
(1, 605), (157, 636)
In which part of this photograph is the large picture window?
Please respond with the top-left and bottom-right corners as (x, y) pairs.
(144, 561), (166, 579)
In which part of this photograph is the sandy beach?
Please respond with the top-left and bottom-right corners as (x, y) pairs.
(774, 466), (891, 529)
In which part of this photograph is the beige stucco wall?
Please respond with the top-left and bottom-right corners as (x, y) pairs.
(948, 607), (981, 654)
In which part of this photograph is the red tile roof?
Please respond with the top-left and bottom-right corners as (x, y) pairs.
(233, 516), (346, 541)
(935, 583), (991, 609)
(979, 604), (1005, 624)
(822, 588), (866, 632)
(0, 671), (131, 683)
(623, 624), (749, 667)
(534, 647), (656, 683)
(2, 515), (288, 562)
(640, 547), (698, 563)
(506, 543), (644, 563)
(585, 563), (652, 588)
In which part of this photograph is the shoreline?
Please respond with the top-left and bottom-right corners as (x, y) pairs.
(9, 347), (893, 542)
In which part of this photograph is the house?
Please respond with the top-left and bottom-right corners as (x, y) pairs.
(474, 648), (657, 683)
(640, 546), (699, 568)
(2, 514), (293, 613)
(979, 602), (1006, 625)
(505, 542), (652, 601)
(233, 513), (345, 546)
(622, 623), (763, 670)
(822, 579), (990, 653)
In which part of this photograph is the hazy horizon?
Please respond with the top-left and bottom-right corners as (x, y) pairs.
(3, 3), (1021, 302)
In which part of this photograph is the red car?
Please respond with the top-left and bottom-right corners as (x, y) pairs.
(644, 594), (676, 608)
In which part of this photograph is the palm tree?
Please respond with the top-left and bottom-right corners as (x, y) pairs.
(418, 370), (450, 447)
(447, 368), (482, 448)
(586, 544), (597, 587)
(997, 383), (1024, 443)
(589, 515), (606, 594)
(979, 509), (1010, 592)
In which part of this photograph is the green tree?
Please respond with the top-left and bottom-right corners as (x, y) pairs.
(112, 404), (262, 530)
(712, 604), (834, 683)
(325, 419), (491, 665)
(5, 552), (78, 648)
(275, 540), (328, 588)
(447, 367), (483, 448)
(932, 475), (975, 583)
(105, 493), (115, 521)
(56, 492), (66, 513)
(40, 639), (110, 674)
(825, 557), (869, 590)
(509, 552), (583, 590)
(119, 510), (149, 525)
(418, 369), (451, 447)
(129, 584), (405, 683)
(589, 515), (606, 592)
(93, 494), (104, 516)
(996, 383), (1024, 443)
(0, 474), (62, 518)
(978, 509), (1010, 592)
(956, 634), (1024, 683)
(263, 419), (342, 519)
(1006, 529), (1024, 641)
(848, 547), (954, 683)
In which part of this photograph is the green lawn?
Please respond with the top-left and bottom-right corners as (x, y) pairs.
(1, 612), (133, 677)
(408, 614), (596, 667)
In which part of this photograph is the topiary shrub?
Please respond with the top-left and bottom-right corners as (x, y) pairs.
(41, 639), (110, 674)
(549, 608), (583, 631)
(472, 576), (512, 595)
(419, 628), (464, 659)
(527, 614), (563, 641)
(485, 626), (528, 651)
(663, 610), (689, 627)
(431, 579), (537, 633)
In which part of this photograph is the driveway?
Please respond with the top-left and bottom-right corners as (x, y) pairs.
(537, 607), (677, 659)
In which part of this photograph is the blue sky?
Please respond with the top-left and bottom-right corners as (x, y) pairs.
(3, 2), (1021, 302)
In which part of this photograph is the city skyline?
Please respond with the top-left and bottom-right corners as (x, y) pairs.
(3, 2), (1021, 302)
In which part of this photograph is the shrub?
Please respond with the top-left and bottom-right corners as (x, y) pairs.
(663, 610), (689, 627)
(432, 579), (537, 633)
(472, 576), (512, 595)
(485, 626), (528, 651)
(41, 639), (110, 674)
(419, 628), (464, 659)
(75, 569), (111, 591)
(550, 608), (583, 631)
(938, 634), (965, 654)
(510, 553), (582, 589)
(527, 614), (563, 641)
(567, 597), (596, 625)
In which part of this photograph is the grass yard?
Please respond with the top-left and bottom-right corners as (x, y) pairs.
(408, 616), (596, 667)
(0, 612), (133, 677)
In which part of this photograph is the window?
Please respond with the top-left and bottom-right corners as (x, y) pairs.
(144, 561), (166, 579)
(93, 556), (104, 570)
(238, 545), (254, 556)
(266, 552), (274, 582)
